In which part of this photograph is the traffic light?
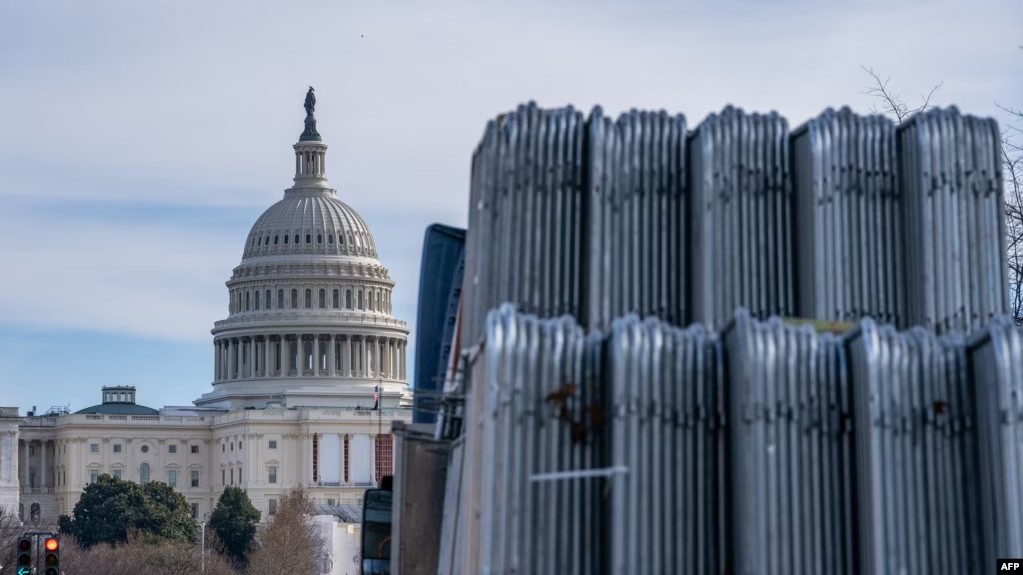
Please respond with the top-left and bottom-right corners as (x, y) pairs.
(16, 537), (32, 574)
(43, 537), (60, 575)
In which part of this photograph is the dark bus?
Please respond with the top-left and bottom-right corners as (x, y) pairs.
(361, 488), (392, 575)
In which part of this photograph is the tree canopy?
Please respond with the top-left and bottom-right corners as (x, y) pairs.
(208, 486), (261, 565)
(58, 474), (197, 548)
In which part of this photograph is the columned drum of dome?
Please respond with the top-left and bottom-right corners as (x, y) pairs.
(196, 93), (410, 410)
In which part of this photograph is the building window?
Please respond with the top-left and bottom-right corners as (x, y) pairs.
(168, 470), (177, 487)
(268, 499), (277, 515)
(90, 443), (99, 453)
(266, 289), (272, 310)
(239, 440), (243, 449)
(332, 289), (339, 308)
(191, 445), (199, 454)
(278, 289), (285, 309)
(327, 498), (336, 506)
(291, 289), (298, 308)
(346, 290), (352, 309)
(375, 434), (394, 481)
(305, 289), (312, 308)
(222, 469), (226, 485)
(191, 503), (199, 519)
(306, 234), (312, 244)
(254, 290), (260, 310)
(238, 468), (242, 483)
(113, 444), (122, 453)
(294, 234), (300, 244)
(284, 234), (289, 244)
(90, 470), (99, 483)
(245, 291), (250, 311)
(230, 469), (234, 485)
(269, 466), (278, 484)
(140, 463), (150, 483)
(113, 469), (122, 480)
(269, 440), (277, 449)
(141, 445), (149, 454)
(191, 470), (200, 487)
(358, 290), (364, 310)
(222, 444), (225, 453)
(319, 289), (326, 308)
(317, 233), (323, 244)
(169, 445), (177, 454)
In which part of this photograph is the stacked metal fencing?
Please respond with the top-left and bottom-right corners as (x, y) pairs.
(605, 315), (725, 574)
(724, 313), (855, 575)
(969, 317), (1023, 569)
(440, 101), (1014, 574)
(689, 107), (795, 325)
(898, 107), (1007, 333)
(792, 108), (904, 325)
(587, 108), (690, 330)
(846, 321), (982, 574)
(440, 305), (1023, 575)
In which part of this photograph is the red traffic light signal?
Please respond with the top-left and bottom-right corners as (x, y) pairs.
(44, 536), (60, 575)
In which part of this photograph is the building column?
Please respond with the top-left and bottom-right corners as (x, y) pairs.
(213, 340), (220, 382)
(313, 336), (321, 377)
(342, 336), (351, 377)
(249, 337), (257, 378)
(278, 335), (287, 377)
(40, 440), (48, 489)
(327, 335), (336, 377)
(20, 439), (28, 488)
(399, 341), (406, 380)
(229, 339), (237, 379)
(265, 335), (274, 376)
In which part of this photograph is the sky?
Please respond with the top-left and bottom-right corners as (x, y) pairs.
(0, 0), (1020, 415)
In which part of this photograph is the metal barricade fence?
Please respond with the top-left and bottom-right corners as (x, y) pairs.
(792, 108), (903, 326)
(440, 305), (1023, 574)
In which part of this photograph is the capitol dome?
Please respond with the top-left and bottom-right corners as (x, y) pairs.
(195, 89), (410, 411)
(242, 193), (378, 260)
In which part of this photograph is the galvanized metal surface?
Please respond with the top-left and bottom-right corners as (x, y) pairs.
(437, 101), (1016, 575)
(792, 108), (903, 326)
(439, 305), (1023, 575)
(898, 107), (1008, 333)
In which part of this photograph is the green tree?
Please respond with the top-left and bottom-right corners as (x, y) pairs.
(208, 486), (261, 565)
(58, 474), (197, 549)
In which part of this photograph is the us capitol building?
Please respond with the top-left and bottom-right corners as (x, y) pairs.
(0, 89), (413, 533)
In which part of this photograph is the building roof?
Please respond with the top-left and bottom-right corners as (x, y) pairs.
(242, 194), (378, 260)
(74, 403), (159, 416)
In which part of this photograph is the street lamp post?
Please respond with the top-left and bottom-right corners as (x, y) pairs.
(199, 519), (207, 574)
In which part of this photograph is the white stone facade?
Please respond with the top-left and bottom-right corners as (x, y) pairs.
(0, 99), (412, 569)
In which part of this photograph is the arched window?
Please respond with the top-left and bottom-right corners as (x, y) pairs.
(278, 289), (285, 309)
(284, 234), (289, 244)
(266, 289), (272, 310)
(254, 291), (260, 310)
(317, 234), (322, 244)
(328, 234), (334, 244)
(140, 463), (151, 483)
(294, 234), (300, 244)
(345, 289), (352, 309)
(245, 292), (250, 311)
(306, 234), (311, 244)
(319, 289), (326, 308)
(291, 289), (298, 308)
(340, 234), (346, 245)
(305, 289), (312, 308)
(332, 289), (339, 308)
(358, 290), (364, 310)
(274, 235), (279, 245)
